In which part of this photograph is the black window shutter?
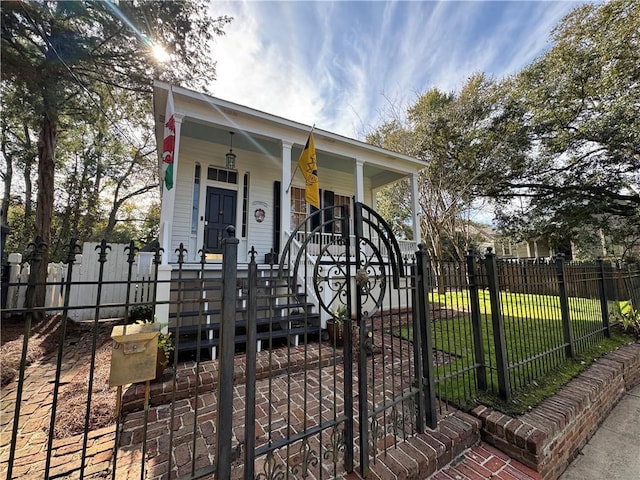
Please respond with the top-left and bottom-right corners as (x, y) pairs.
(323, 190), (335, 233)
(273, 181), (281, 252)
(310, 188), (322, 231)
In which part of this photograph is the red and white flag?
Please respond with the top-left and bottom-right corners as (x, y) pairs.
(162, 89), (175, 190)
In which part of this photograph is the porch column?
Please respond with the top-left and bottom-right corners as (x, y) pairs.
(281, 140), (293, 250)
(354, 158), (365, 203)
(158, 114), (184, 265)
(410, 172), (422, 245)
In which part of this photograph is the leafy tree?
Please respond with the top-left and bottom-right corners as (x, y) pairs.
(1, 81), (38, 250)
(369, 120), (416, 241)
(493, 0), (640, 255)
(372, 74), (508, 264)
(1, 0), (231, 311)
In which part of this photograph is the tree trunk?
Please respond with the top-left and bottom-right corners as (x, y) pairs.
(103, 203), (120, 242)
(0, 139), (12, 228)
(434, 231), (447, 295)
(23, 122), (35, 243)
(25, 114), (56, 317)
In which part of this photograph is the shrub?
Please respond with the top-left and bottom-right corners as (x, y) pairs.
(127, 305), (153, 324)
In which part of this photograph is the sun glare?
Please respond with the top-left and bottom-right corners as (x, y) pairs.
(152, 43), (170, 63)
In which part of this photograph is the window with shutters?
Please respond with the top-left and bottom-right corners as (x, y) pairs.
(191, 164), (201, 234)
(291, 186), (307, 230)
(333, 194), (350, 233)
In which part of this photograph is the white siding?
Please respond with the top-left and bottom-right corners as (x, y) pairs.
(170, 147), (196, 261)
(171, 136), (375, 263)
(245, 152), (280, 262)
(172, 138), (278, 263)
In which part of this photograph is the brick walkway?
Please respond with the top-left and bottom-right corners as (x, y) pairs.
(433, 443), (542, 480)
(0, 333), (582, 480)
(113, 339), (542, 480)
(0, 324), (116, 479)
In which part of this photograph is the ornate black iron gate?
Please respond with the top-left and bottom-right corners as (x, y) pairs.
(234, 201), (437, 478)
(2, 202), (437, 480)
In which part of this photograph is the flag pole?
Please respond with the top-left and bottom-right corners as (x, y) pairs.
(286, 124), (316, 194)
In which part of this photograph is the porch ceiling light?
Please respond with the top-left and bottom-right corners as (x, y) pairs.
(225, 131), (237, 169)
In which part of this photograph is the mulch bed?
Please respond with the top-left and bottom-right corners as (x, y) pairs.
(1, 314), (62, 386)
(1, 314), (117, 438)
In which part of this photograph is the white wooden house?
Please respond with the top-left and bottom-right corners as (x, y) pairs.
(152, 83), (425, 338)
(153, 82), (424, 267)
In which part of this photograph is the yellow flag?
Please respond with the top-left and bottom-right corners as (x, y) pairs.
(297, 133), (320, 209)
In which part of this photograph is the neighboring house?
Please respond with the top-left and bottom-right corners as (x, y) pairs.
(496, 237), (557, 260)
(573, 228), (640, 262)
(152, 82), (424, 266)
(466, 223), (558, 260)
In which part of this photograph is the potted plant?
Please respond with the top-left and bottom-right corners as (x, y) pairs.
(617, 301), (640, 340)
(134, 319), (175, 379)
(155, 330), (175, 379)
(326, 304), (348, 347)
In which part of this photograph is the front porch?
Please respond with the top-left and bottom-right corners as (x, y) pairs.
(153, 82), (423, 268)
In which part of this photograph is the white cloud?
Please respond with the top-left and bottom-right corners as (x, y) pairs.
(211, 1), (328, 128)
(209, 0), (584, 139)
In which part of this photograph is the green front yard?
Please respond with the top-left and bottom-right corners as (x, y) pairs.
(396, 290), (633, 414)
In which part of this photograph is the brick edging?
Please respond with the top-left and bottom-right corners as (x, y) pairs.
(470, 342), (640, 480)
(121, 346), (344, 413)
(370, 410), (482, 480)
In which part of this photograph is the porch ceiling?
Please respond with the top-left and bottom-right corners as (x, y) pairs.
(181, 119), (407, 183)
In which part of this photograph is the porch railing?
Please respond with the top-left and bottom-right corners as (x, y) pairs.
(291, 230), (416, 259)
(284, 230), (417, 324)
(282, 229), (325, 322)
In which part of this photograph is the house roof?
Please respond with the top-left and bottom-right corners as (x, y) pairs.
(153, 82), (424, 185)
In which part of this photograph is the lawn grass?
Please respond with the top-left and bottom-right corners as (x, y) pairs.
(395, 290), (634, 415)
(428, 290), (607, 321)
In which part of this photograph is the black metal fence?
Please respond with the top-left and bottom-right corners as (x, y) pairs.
(1, 214), (429, 480)
(2, 233), (638, 479)
(425, 250), (638, 407)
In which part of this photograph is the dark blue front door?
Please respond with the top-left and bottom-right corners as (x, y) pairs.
(205, 187), (237, 254)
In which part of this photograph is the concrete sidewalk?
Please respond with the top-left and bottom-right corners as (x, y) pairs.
(559, 383), (640, 480)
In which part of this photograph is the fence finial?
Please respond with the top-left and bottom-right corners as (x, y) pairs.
(28, 236), (48, 262)
(66, 238), (82, 264)
(95, 239), (111, 263)
(125, 240), (138, 265)
(175, 243), (187, 264)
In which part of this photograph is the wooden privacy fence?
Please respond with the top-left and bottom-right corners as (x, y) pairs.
(3, 242), (155, 320)
(496, 257), (635, 301)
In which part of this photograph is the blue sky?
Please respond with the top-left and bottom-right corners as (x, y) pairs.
(209, 0), (587, 140)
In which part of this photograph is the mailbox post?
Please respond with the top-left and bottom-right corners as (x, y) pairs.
(110, 322), (160, 480)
